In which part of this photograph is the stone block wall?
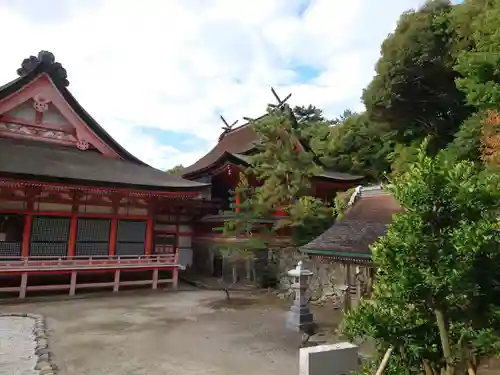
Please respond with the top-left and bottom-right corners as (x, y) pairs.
(275, 248), (345, 304)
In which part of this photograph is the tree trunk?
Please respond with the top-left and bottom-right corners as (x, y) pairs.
(467, 361), (477, 375)
(375, 347), (393, 375)
(218, 277), (231, 300)
(434, 309), (455, 375)
(423, 360), (440, 375)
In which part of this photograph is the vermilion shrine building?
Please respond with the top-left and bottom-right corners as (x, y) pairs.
(182, 98), (364, 276)
(0, 51), (364, 298)
(0, 51), (216, 298)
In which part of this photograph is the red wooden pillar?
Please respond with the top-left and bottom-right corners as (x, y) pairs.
(275, 208), (286, 216)
(21, 215), (32, 258)
(67, 216), (77, 257)
(175, 211), (180, 254)
(21, 191), (34, 258)
(109, 194), (120, 257)
(145, 217), (153, 256)
(109, 218), (118, 256)
(235, 192), (241, 213)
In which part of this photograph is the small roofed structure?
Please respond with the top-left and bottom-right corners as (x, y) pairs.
(300, 184), (402, 309)
(300, 185), (401, 264)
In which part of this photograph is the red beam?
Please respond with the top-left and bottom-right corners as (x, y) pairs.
(0, 178), (203, 198)
(0, 209), (148, 219)
(0, 114), (73, 132)
(154, 230), (193, 236)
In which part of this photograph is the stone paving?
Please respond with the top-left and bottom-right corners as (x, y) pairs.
(0, 313), (55, 375)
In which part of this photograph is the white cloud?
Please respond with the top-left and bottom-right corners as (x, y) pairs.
(0, 0), (427, 170)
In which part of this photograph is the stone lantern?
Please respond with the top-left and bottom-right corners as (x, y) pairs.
(286, 261), (314, 332)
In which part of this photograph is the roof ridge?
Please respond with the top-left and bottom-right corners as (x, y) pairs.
(218, 113), (268, 140)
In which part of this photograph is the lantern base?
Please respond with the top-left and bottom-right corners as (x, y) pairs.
(286, 304), (314, 332)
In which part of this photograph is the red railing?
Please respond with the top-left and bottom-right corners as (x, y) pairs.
(0, 254), (182, 298)
(0, 254), (180, 273)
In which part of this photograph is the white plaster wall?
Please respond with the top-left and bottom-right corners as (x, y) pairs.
(79, 205), (113, 214)
(41, 103), (68, 125)
(154, 224), (176, 232)
(5, 101), (34, 120)
(36, 202), (72, 212)
(0, 201), (26, 210)
(117, 207), (147, 216)
(179, 248), (193, 267)
(178, 236), (192, 248)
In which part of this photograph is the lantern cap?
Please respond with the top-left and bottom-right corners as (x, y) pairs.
(288, 261), (313, 277)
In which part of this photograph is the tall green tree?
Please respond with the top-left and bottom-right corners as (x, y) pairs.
(454, 0), (500, 111)
(312, 112), (395, 181)
(343, 141), (500, 375)
(443, 111), (485, 163)
(443, 0), (499, 163)
(165, 164), (184, 174)
(248, 105), (323, 209)
(218, 104), (336, 255)
(363, 0), (472, 150)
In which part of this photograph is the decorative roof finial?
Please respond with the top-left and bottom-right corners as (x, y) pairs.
(219, 115), (238, 141)
(17, 50), (69, 87)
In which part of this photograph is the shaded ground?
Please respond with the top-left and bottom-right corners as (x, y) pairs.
(0, 290), (342, 375)
(0, 289), (497, 374)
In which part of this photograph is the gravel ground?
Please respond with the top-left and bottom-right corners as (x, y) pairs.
(1, 290), (496, 375)
(0, 316), (38, 375)
(0, 291), (307, 375)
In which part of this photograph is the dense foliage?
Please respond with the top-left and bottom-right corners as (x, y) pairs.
(215, 0), (500, 269)
(165, 164), (184, 174)
(342, 142), (500, 374)
(304, 0), (500, 176)
(216, 0), (500, 371)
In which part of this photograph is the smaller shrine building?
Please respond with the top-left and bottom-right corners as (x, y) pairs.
(300, 185), (402, 308)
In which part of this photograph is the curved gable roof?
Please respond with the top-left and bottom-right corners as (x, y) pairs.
(0, 59), (146, 165)
(182, 124), (257, 178)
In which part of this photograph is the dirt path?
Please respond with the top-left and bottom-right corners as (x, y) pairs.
(0, 291), (304, 375)
(1, 290), (496, 375)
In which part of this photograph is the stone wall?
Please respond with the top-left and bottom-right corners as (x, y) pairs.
(191, 240), (360, 305)
(275, 248), (345, 303)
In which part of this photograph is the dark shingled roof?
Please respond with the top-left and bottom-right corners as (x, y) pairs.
(0, 52), (208, 191)
(300, 185), (402, 263)
(182, 124), (257, 177)
(182, 124), (364, 182)
(0, 138), (208, 190)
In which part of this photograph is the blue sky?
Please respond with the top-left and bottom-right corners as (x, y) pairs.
(0, 0), (448, 169)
